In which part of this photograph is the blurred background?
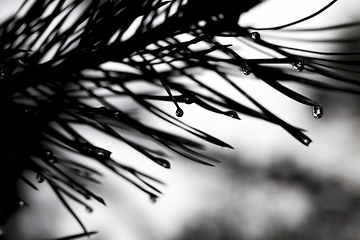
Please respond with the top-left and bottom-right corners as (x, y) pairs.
(2, 0), (360, 239)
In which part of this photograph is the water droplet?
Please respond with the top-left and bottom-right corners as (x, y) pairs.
(0, 225), (6, 236)
(36, 173), (45, 183)
(44, 149), (53, 158)
(161, 160), (171, 168)
(224, 111), (240, 120)
(162, 162), (170, 168)
(243, 68), (251, 76)
(312, 104), (323, 119)
(176, 108), (184, 117)
(292, 60), (305, 72)
(150, 195), (157, 203)
(24, 108), (32, 114)
(86, 206), (93, 213)
(113, 111), (122, 118)
(182, 95), (194, 104)
(155, 158), (171, 169)
(251, 32), (260, 41)
(300, 136), (311, 146)
(19, 200), (25, 206)
(17, 58), (28, 68)
(49, 158), (58, 164)
(93, 147), (112, 158)
(0, 68), (8, 77)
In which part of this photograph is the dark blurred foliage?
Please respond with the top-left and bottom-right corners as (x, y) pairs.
(172, 157), (360, 240)
(0, 0), (360, 239)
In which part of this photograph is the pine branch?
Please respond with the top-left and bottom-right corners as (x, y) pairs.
(0, 0), (359, 238)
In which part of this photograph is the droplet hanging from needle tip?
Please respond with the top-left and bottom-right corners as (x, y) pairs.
(86, 206), (93, 213)
(224, 111), (240, 120)
(155, 158), (171, 169)
(176, 108), (184, 117)
(150, 195), (157, 203)
(243, 68), (251, 76)
(36, 173), (45, 183)
(17, 58), (28, 68)
(312, 104), (323, 119)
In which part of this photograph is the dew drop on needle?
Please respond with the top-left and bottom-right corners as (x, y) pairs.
(243, 68), (251, 76)
(182, 95), (194, 104)
(150, 195), (157, 203)
(292, 60), (304, 72)
(36, 173), (45, 183)
(86, 206), (93, 213)
(224, 111), (240, 119)
(176, 108), (184, 117)
(92, 147), (112, 158)
(251, 32), (260, 41)
(312, 104), (323, 119)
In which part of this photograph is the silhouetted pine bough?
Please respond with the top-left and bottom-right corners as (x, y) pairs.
(0, 0), (359, 239)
